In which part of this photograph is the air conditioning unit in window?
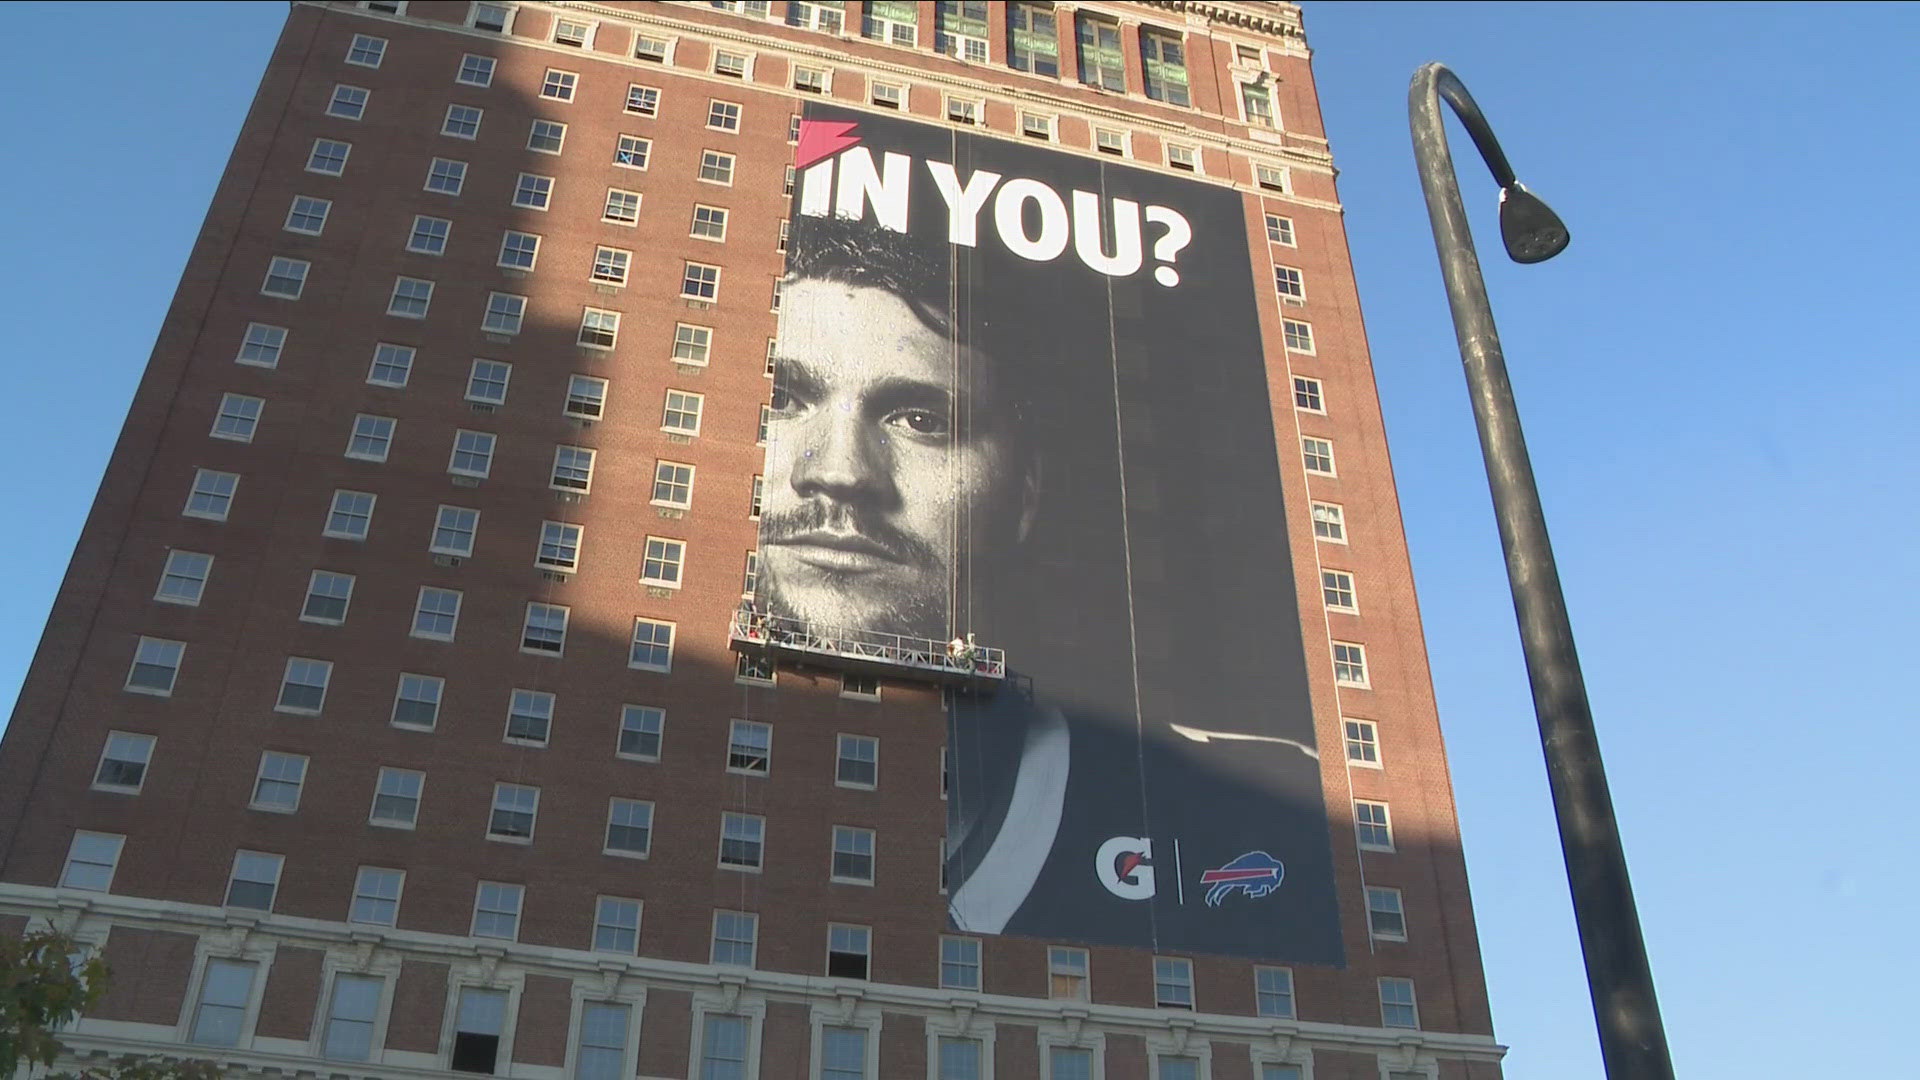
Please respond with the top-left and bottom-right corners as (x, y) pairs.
(432, 554), (461, 568)
(451, 476), (481, 487)
(470, 403), (497, 414)
(556, 492), (583, 503)
(571, 418), (595, 429)
(686, 299), (713, 310)
(540, 570), (570, 584)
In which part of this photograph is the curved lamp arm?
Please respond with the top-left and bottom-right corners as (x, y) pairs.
(1408, 63), (1674, 1080)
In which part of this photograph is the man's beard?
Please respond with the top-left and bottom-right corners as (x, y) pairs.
(757, 500), (950, 640)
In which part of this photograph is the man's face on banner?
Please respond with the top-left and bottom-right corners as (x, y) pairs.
(760, 277), (1029, 639)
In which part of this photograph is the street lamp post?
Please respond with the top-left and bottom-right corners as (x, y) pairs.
(1408, 63), (1676, 1080)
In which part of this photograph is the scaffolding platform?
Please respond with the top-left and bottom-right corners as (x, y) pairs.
(728, 608), (1006, 690)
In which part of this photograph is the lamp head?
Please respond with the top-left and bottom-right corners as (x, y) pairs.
(1498, 183), (1570, 264)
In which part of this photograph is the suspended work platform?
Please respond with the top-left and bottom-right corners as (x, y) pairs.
(728, 606), (1006, 691)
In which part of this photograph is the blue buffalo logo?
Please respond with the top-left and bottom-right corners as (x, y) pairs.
(1198, 851), (1285, 907)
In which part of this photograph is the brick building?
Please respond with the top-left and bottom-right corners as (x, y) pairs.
(0, 2), (1504, 1078)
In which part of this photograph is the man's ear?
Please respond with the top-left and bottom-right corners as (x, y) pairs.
(1017, 457), (1041, 543)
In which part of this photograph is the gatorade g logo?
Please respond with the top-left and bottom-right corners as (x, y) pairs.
(1095, 836), (1156, 900)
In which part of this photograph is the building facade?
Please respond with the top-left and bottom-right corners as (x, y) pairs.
(0, 3), (1503, 1079)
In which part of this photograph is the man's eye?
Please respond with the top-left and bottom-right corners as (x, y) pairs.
(890, 409), (950, 436)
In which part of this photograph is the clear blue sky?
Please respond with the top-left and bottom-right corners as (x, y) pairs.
(3, 3), (1914, 1075)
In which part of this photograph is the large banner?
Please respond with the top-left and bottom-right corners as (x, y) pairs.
(758, 104), (1341, 965)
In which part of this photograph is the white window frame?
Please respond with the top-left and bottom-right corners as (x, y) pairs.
(1322, 568), (1358, 613)
(538, 519), (584, 570)
(603, 187), (641, 225)
(408, 214), (452, 255)
(260, 256), (309, 299)
(346, 33), (387, 68)
(411, 585), (463, 641)
(183, 955), (263, 1048)
(628, 617), (674, 672)
(542, 67), (581, 100)
(512, 172), (553, 211)
(1302, 436), (1336, 477)
(470, 880), (525, 941)
(61, 830), (125, 891)
(283, 195), (330, 236)
(830, 826), (875, 885)
(697, 150), (736, 187)
(467, 359), (511, 406)
(326, 83), (370, 121)
(466, 1), (516, 33)
(633, 34), (674, 63)
(594, 896), (643, 954)
(249, 750), (308, 814)
(211, 392), (264, 443)
(391, 675), (443, 732)
(710, 49), (753, 79)
(349, 866), (405, 927)
(870, 81), (905, 110)
(522, 601), (570, 655)
(651, 461), (695, 509)
(183, 469), (238, 521)
(824, 922), (871, 980)
(718, 811), (765, 871)
(424, 157), (467, 195)
(604, 797), (654, 859)
(1253, 965), (1296, 1019)
(625, 84), (661, 116)
(93, 731), (156, 794)
(307, 138), (351, 176)
(275, 656), (333, 715)
(430, 505), (479, 558)
(1265, 213), (1297, 247)
(369, 766), (424, 827)
(224, 849), (284, 911)
(324, 489), (376, 541)
(617, 704), (664, 762)
(1355, 799), (1394, 852)
(487, 782), (540, 843)
(1344, 718), (1382, 767)
(1311, 501), (1346, 543)
(527, 118), (568, 155)
(367, 342), (414, 387)
(1367, 885), (1408, 941)
(1166, 143), (1201, 173)
(237, 322), (286, 368)
(457, 53), (496, 88)
(835, 733), (878, 789)
(1379, 977), (1420, 1029)
(156, 549), (212, 606)
(301, 568), (355, 625)
(1332, 640), (1368, 688)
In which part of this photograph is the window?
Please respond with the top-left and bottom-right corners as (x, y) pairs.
(483, 292), (526, 334)
(261, 256), (308, 299)
(705, 99), (742, 132)
(820, 1027), (866, 1080)
(442, 104), (483, 139)
(370, 767), (423, 826)
(590, 247), (631, 285)
(425, 157), (467, 195)
(711, 911), (757, 966)
(538, 520), (583, 570)
(633, 34), (670, 62)
(94, 732), (155, 793)
(388, 276), (433, 318)
(1258, 164), (1290, 192)
(210, 392), (263, 443)
(681, 262), (720, 299)
(826, 923), (870, 979)
(522, 601), (570, 654)
(652, 461), (694, 507)
(726, 719), (771, 774)
(307, 138), (350, 175)
(350, 866), (404, 926)
(184, 469), (237, 521)
(1049, 1047), (1093, 1080)
(321, 974), (382, 1060)
(1302, 436), (1336, 476)
(602, 187), (640, 224)
(595, 896), (642, 953)
(391, 675), (443, 730)
(1006, 2), (1059, 76)
(494, 231), (540, 272)
(1332, 641), (1368, 687)
(1292, 376), (1323, 413)
(672, 324), (712, 364)
(1283, 319), (1314, 352)
(1379, 977), (1419, 1029)
(1265, 213), (1296, 246)
(458, 53), (496, 87)
(618, 704), (663, 760)
(527, 118), (566, 154)
(1355, 799), (1394, 851)
(945, 96), (980, 125)
(276, 656), (332, 713)
(719, 812), (764, 869)
(451, 986), (510, 1072)
(541, 68), (578, 100)
(564, 375), (607, 420)
(831, 826), (874, 884)
(574, 1002), (631, 1080)
(638, 537), (684, 587)
(605, 798), (653, 857)
(505, 689), (553, 746)
(736, 651), (775, 684)
(61, 831), (123, 891)
(936, 0), (988, 61)
(187, 959), (256, 1046)
(1368, 885), (1408, 940)
(938, 1038), (983, 1080)
(690, 204), (728, 241)
(712, 49), (749, 78)
(777, 219), (789, 252)
(412, 586), (463, 640)
(302, 569), (355, 623)
(512, 172), (552, 210)
(1021, 111), (1055, 141)
(155, 550), (212, 606)
(346, 33), (386, 67)
(284, 195), (330, 235)
(250, 751), (306, 813)
(870, 81), (903, 109)
(488, 783), (539, 842)
(938, 935), (981, 990)
(1048, 946), (1089, 1001)
(409, 214), (451, 254)
(629, 617), (673, 671)
(1322, 569), (1357, 612)
(1140, 27), (1190, 105)
(835, 734), (878, 788)
(367, 342), (414, 386)
(792, 65), (829, 94)
(431, 506), (479, 557)
(1242, 81), (1276, 128)
(325, 490), (375, 540)
(770, 279), (784, 312)
(863, 0), (916, 43)
(327, 84), (369, 120)
(1095, 128), (1128, 156)
(237, 322), (285, 367)
(1312, 502), (1346, 542)
(787, 0), (843, 32)
(1075, 14), (1124, 90)
(577, 308), (620, 350)
(1345, 719), (1381, 765)
(697, 150), (735, 186)
(625, 84), (660, 116)
(1167, 143), (1199, 172)
(1154, 956), (1194, 1008)
(126, 636), (184, 695)
(468, 1), (513, 32)
(225, 850), (283, 910)
(467, 359), (511, 405)
(1255, 966), (1295, 1018)
(1274, 265), (1305, 301)
(784, 165), (796, 195)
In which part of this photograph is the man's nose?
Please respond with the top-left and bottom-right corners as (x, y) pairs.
(791, 408), (892, 503)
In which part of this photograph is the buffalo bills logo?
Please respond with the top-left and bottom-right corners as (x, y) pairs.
(1199, 851), (1284, 907)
